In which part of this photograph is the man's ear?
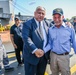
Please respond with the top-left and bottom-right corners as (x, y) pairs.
(34, 11), (36, 16)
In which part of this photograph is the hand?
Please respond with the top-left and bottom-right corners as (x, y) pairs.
(66, 22), (74, 28)
(34, 49), (44, 58)
(13, 44), (17, 49)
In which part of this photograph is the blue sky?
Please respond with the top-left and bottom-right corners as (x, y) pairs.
(13, 0), (76, 19)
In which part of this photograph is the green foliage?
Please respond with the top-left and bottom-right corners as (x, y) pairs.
(66, 18), (70, 22)
(70, 16), (76, 22)
(0, 23), (5, 32)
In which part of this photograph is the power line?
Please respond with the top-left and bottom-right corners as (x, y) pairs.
(12, 0), (33, 14)
(10, 1), (32, 15)
(11, 3), (27, 15)
(13, 0), (17, 11)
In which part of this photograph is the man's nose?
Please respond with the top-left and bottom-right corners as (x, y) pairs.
(56, 18), (59, 21)
(40, 14), (43, 16)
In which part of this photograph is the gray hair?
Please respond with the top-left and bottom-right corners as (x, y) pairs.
(35, 6), (46, 12)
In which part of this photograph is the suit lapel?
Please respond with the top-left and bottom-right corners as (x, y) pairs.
(32, 18), (42, 40)
(32, 19), (49, 40)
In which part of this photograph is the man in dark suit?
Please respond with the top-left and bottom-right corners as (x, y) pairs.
(22, 6), (50, 75)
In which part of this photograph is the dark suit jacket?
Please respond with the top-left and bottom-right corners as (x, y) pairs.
(22, 18), (50, 65)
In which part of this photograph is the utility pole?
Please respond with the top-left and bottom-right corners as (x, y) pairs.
(18, 12), (21, 19)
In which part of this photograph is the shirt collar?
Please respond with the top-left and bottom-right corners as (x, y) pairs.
(52, 22), (67, 29)
(34, 18), (43, 26)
